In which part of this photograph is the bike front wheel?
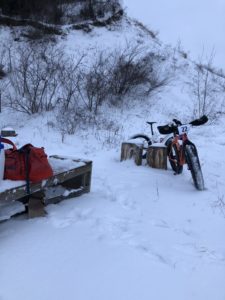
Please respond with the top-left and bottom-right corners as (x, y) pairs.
(185, 144), (204, 190)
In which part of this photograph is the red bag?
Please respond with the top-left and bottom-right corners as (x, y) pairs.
(1, 138), (53, 182)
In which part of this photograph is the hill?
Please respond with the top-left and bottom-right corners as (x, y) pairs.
(0, 6), (225, 300)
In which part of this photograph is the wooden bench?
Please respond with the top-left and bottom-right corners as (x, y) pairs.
(0, 155), (92, 220)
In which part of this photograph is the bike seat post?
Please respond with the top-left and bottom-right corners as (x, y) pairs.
(150, 124), (154, 136)
(147, 122), (156, 138)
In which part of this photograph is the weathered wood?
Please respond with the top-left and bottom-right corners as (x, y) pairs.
(0, 158), (92, 202)
(0, 156), (92, 219)
(28, 191), (46, 218)
(121, 142), (143, 166)
(1, 129), (17, 137)
(147, 145), (167, 170)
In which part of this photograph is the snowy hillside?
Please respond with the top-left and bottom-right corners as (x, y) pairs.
(0, 6), (225, 300)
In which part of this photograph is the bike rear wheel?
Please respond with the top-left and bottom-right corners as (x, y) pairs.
(129, 134), (152, 159)
(185, 144), (204, 190)
(167, 142), (183, 174)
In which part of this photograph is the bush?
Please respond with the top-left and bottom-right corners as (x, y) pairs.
(79, 0), (122, 21)
(0, 64), (6, 79)
(6, 44), (64, 114)
(188, 54), (225, 119)
(78, 44), (171, 108)
(108, 47), (170, 101)
(0, 0), (122, 24)
(77, 52), (111, 114)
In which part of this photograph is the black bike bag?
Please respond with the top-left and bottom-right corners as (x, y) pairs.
(189, 115), (208, 126)
(157, 125), (174, 135)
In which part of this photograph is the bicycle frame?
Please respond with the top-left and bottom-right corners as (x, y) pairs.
(169, 132), (188, 166)
(169, 130), (198, 167)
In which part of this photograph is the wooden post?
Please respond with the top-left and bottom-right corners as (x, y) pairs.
(28, 191), (46, 218)
(120, 142), (143, 166)
(147, 145), (167, 170)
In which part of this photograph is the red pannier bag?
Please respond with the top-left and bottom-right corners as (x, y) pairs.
(1, 138), (53, 183)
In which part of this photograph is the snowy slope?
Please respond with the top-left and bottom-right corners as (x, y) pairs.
(0, 10), (225, 300)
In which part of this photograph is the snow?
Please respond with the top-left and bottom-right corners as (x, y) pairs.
(0, 179), (25, 193)
(1, 144), (225, 300)
(0, 4), (225, 300)
(48, 156), (86, 174)
(0, 201), (25, 221)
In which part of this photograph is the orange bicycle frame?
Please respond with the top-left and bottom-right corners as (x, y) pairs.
(169, 133), (188, 166)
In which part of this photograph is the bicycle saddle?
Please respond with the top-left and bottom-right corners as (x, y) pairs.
(146, 121), (157, 125)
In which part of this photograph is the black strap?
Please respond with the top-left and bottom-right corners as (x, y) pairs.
(25, 150), (30, 195)
(18, 146), (30, 195)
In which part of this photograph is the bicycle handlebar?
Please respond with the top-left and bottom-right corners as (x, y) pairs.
(157, 115), (208, 135)
(189, 115), (208, 126)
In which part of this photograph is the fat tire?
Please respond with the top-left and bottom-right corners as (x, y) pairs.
(185, 144), (204, 190)
(167, 142), (183, 174)
(129, 134), (151, 159)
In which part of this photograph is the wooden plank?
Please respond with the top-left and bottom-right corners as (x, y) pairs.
(1, 129), (17, 137)
(45, 186), (88, 205)
(121, 142), (143, 166)
(146, 145), (167, 170)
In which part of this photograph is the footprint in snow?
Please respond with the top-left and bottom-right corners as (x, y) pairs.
(173, 243), (225, 264)
(47, 208), (93, 229)
(130, 240), (173, 267)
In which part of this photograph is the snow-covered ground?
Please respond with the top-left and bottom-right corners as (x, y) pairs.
(0, 7), (225, 300)
(1, 117), (225, 300)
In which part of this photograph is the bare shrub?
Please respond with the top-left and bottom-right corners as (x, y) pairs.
(78, 44), (171, 111)
(6, 43), (64, 114)
(56, 103), (97, 142)
(56, 106), (82, 142)
(107, 44), (171, 105)
(80, 0), (122, 20)
(58, 53), (86, 111)
(95, 117), (124, 148)
(188, 53), (224, 118)
(77, 52), (110, 114)
(213, 195), (225, 218)
(0, 41), (13, 75)
(0, 64), (6, 79)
